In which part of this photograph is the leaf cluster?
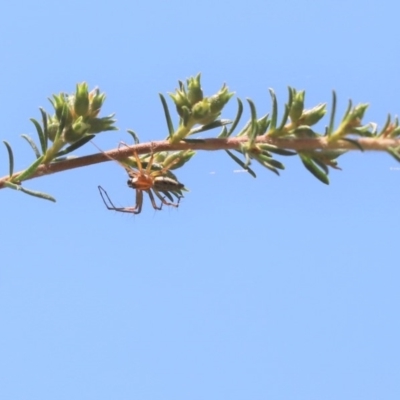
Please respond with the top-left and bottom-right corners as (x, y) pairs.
(2, 74), (400, 206)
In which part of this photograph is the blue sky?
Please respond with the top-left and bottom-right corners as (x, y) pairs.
(1, 1), (400, 399)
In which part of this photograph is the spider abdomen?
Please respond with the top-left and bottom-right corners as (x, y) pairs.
(153, 176), (184, 192)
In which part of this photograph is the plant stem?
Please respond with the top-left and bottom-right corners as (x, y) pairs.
(0, 136), (398, 189)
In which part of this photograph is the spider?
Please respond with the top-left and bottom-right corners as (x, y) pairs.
(97, 143), (186, 214)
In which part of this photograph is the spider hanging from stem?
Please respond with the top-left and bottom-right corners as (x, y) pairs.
(94, 142), (186, 214)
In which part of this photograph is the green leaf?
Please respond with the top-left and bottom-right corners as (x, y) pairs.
(181, 106), (191, 127)
(225, 98), (243, 137)
(293, 126), (317, 137)
(159, 93), (175, 138)
(312, 158), (329, 174)
(56, 104), (71, 141)
(39, 108), (49, 150)
(257, 154), (285, 170)
(255, 160), (279, 175)
(127, 130), (140, 145)
(299, 153), (329, 184)
(352, 124), (374, 137)
(3, 181), (56, 202)
(236, 119), (251, 137)
(18, 185), (56, 202)
(21, 134), (41, 158)
(13, 155), (44, 183)
(389, 125), (400, 138)
(254, 154), (284, 175)
(30, 117), (47, 154)
(189, 119), (231, 135)
(247, 99), (258, 144)
(3, 140), (14, 177)
(257, 114), (270, 135)
(327, 91), (337, 136)
(225, 150), (256, 178)
(387, 147), (400, 163)
(342, 99), (353, 121)
(257, 143), (296, 156)
(217, 126), (229, 138)
(277, 101), (291, 131)
(55, 134), (95, 158)
(275, 104), (289, 131)
(269, 88), (278, 130)
(342, 138), (364, 152)
(378, 114), (391, 137)
(182, 138), (206, 143)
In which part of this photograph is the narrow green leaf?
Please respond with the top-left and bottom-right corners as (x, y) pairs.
(2, 181), (20, 190)
(217, 126), (229, 138)
(189, 119), (231, 135)
(2, 181), (56, 202)
(55, 134), (95, 158)
(257, 144), (296, 156)
(269, 89), (278, 130)
(181, 106), (190, 127)
(236, 120), (251, 137)
(225, 98), (243, 137)
(277, 103), (290, 131)
(316, 149), (347, 160)
(378, 114), (391, 137)
(312, 158), (329, 174)
(342, 138), (364, 152)
(389, 125), (400, 138)
(257, 154), (285, 170)
(327, 91), (337, 136)
(225, 150), (257, 178)
(182, 138), (206, 143)
(243, 149), (252, 168)
(254, 158), (279, 175)
(159, 93), (175, 138)
(342, 99), (353, 121)
(13, 155), (44, 183)
(30, 117), (47, 154)
(3, 140), (14, 177)
(299, 153), (329, 184)
(18, 186), (56, 202)
(293, 126), (317, 137)
(127, 130), (140, 144)
(257, 114), (270, 134)
(247, 99), (258, 144)
(352, 125), (374, 137)
(59, 104), (70, 139)
(387, 147), (400, 163)
(39, 107), (49, 147)
(21, 134), (41, 158)
(287, 86), (294, 113)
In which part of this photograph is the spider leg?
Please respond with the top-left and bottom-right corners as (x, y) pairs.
(98, 186), (141, 214)
(153, 189), (180, 208)
(146, 189), (163, 211)
(152, 151), (186, 178)
(135, 189), (143, 214)
(145, 143), (156, 175)
(118, 141), (143, 171)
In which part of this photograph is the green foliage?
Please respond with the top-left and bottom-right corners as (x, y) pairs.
(1, 74), (400, 210)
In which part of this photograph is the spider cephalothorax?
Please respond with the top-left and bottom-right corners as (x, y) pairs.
(98, 145), (186, 214)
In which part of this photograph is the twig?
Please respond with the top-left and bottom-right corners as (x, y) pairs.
(1, 136), (398, 189)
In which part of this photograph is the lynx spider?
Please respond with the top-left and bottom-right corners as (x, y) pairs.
(97, 142), (185, 214)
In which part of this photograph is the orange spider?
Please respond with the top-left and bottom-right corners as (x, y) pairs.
(97, 144), (185, 214)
